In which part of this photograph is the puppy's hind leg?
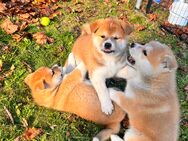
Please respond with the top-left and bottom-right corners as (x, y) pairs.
(93, 122), (120, 141)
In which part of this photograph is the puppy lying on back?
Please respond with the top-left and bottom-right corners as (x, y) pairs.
(66, 18), (133, 115)
(109, 41), (180, 141)
(24, 59), (125, 141)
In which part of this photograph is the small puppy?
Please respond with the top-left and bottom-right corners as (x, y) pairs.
(109, 41), (180, 141)
(68, 18), (133, 115)
(24, 62), (125, 141)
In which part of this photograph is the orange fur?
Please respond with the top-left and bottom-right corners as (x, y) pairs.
(70, 18), (133, 115)
(25, 66), (125, 141)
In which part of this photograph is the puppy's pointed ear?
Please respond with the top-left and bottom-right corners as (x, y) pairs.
(161, 55), (178, 72)
(119, 20), (134, 35)
(81, 19), (103, 35)
(24, 73), (33, 86)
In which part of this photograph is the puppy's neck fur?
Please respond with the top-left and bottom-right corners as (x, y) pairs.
(129, 71), (176, 96)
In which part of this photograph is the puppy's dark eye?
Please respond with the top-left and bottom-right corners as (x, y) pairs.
(114, 37), (119, 40)
(101, 35), (105, 38)
(143, 50), (147, 56)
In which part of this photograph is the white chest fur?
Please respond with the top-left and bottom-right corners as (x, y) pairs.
(101, 56), (126, 78)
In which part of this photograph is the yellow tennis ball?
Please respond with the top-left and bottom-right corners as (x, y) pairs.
(40, 17), (50, 26)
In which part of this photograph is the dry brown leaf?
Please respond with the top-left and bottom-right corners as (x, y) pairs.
(148, 13), (158, 22)
(2, 46), (11, 53)
(185, 85), (188, 92)
(22, 127), (43, 140)
(32, 0), (45, 4)
(14, 136), (21, 141)
(134, 24), (146, 31)
(66, 7), (72, 13)
(47, 37), (54, 44)
(66, 131), (70, 137)
(18, 13), (30, 20)
(51, 4), (59, 10)
(1, 19), (18, 34)
(0, 60), (2, 71)
(0, 2), (7, 13)
(12, 34), (23, 42)
(49, 10), (62, 19)
(33, 32), (54, 45)
(121, 0), (129, 2)
(30, 18), (39, 24)
(33, 32), (47, 45)
(19, 22), (28, 31)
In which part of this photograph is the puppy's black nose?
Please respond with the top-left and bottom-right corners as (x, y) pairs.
(104, 42), (112, 49)
(130, 43), (135, 48)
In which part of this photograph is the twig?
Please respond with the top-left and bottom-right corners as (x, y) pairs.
(4, 106), (14, 124)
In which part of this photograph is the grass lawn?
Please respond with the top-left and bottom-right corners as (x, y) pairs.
(0, 0), (187, 140)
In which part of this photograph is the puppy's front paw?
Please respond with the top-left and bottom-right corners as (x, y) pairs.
(111, 135), (124, 141)
(101, 100), (114, 115)
(92, 137), (99, 141)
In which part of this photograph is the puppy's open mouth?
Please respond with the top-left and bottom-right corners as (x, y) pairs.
(102, 49), (115, 54)
(127, 52), (135, 66)
(51, 65), (63, 77)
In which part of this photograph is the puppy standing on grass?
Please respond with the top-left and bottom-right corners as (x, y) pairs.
(68, 18), (133, 115)
(109, 41), (180, 141)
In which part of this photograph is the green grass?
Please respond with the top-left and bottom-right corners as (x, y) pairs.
(0, 0), (187, 140)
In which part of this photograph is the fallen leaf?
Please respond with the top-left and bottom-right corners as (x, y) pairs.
(14, 136), (21, 141)
(161, 22), (188, 44)
(32, 0), (45, 4)
(47, 36), (54, 44)
(49, 10), (62, 19)
(0, 2), (7, 13)
(2, 46), (11, 53)
(0, 76), (5, 81)
(33, 32), (47, 45)
(185, 85), (188, 92)
(19, 22), (28, 31)
(22, 128), (43, 140)
(30, 18), (39, 24)
(66, 131), (70, 137)
(1, 19), (18, 34)
(40, 6), (54, 16)
(18, 13), (30, 20)
(0, 60), (2, 71)
(148, 13), (158, 21)
(33, 32), (53, 45)
(12, 34), (23, 42)
(66, 7), (72, 13)
(121, 0), (129, 3)
(134, 24), (146, 31)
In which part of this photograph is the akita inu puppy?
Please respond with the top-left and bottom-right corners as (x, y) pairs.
(68, 18), (133, 115)
(25, 62), (125, 141)
(109, 41), (180, 141)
